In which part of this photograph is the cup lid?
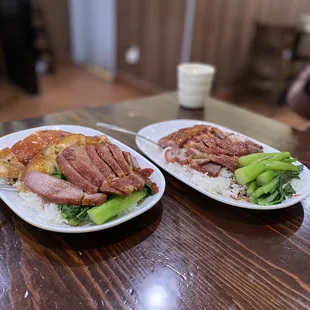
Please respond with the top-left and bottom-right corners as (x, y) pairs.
(178, 63), (215, 75)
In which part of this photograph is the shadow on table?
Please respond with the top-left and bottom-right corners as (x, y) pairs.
(12, 201), (163, 264)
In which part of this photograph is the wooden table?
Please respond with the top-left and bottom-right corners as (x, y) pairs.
(1, 93), (310, 310)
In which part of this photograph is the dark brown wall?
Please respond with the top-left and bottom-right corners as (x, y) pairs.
(0, 46), (6, 78)
(42, 0), (71, 62)
(191, 0), (310, 90)
(117, 0), (186, 90)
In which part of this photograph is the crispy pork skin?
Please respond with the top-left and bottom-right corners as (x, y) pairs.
(0, 147), (25, 179)
(158, 125), (210, 147)
(24, 171), (84, 205)
(11, 141), (37, 166)
(11, 130), (71, 165)
(158, 124), (210, 148)
(56, 153), (98, 194)
(39, 130), (71, 143)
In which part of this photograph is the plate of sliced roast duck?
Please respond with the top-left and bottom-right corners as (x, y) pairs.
(0, 125), (165, 233)
(136, 119), (310, 210)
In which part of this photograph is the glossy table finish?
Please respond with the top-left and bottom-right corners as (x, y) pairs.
(1, 93), (310, 310)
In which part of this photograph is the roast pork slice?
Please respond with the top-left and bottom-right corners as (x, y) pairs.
(82, 193), (107, 206)
(100, 181), (125, 196)
(85, 145), (115, 178)
(95, 144), (125, 177)
(138, 168), (154, 180)
(122, 151), (140, 172)
(62, 146), (104, 188)
(128, 172), (145, 191)
(109, 177), (135, 196)
(187, 148), (240, 172)
(24, 171), (84, 205)
(190, 160), (222, 177)
(108, 144), (131, 175)
(56, 154), (98, 194)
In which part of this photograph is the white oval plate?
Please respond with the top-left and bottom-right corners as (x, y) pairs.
(0, 125), (165, 233)
(136, 119), (310, 210)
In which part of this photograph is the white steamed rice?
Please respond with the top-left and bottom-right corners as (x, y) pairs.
(165, 159), (247, 199)
(19, 192), (67, 225)
(161, 148), (304, 200)
(18, 191), (140, 226)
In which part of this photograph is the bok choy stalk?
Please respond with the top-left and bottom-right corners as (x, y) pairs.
(238, 153), (276, 166)
(246, 180), (257, 195)
(235, 161), (298, 185)
(88, 189), (148, 225)
(256, 170), (282, 186)
(238, 152), (291, 167)
(249, 152), (290, 166)
(235, 162), (267, 185)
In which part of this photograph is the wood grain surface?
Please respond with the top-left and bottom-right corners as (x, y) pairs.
(1, 93), (310, 309)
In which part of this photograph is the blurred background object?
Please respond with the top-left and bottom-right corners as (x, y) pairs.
(300, 14), (310, 33)
(0, 0), (38, 94)
(0, 0), (309, 130)
(69, 0), (116, 80)
(31, 0), (56, 74)
(246, 23), (298, 102)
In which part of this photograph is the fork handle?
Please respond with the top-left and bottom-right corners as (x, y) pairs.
(96, 122), (163, 148)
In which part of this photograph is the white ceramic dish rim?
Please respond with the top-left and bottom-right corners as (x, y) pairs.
(178, 63), (216, 75)
(136, 119), (310, 211)
(0, 125), (165, 233)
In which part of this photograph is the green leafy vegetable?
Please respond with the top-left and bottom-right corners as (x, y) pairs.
(283, 183), (295, 197)
(59, 205), (92, 226)
(51, 172), (67, 180)
(297, 165), (304, 172)
(145, 183), (156, 196)
(236, 151), (303, 206)
(258, 190), (280, 205)
(249, 171), (298, 205)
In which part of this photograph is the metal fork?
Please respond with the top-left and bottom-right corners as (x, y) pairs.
(0, 184), (18, 192)
(96, 122), (163, 149)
